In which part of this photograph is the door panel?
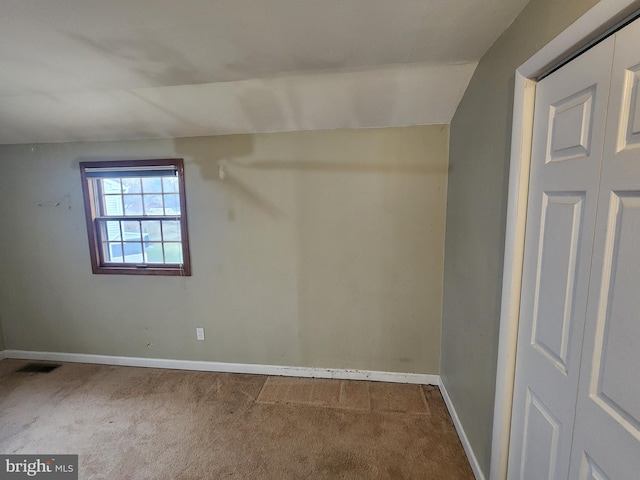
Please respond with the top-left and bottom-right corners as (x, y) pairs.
(618, 64), (640, 150)
(508, 37), (614, 480)
(568, 20), (640, 480)
(579, 454), (610, 480)
(548, 87), (596, 162)
(592, 193), (640, 434)
(531, 193), (585, 374)
(520, 389), (562, 479)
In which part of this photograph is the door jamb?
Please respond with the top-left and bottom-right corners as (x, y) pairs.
(490, 1), (639, 479)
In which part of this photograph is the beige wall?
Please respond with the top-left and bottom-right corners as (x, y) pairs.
(441, 0), (600, 476)
(0, 126), (448, 374)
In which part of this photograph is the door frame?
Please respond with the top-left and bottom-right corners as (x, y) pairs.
(491, 1), (640, 479)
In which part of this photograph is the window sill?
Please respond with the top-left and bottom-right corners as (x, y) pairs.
(91, 265), (191, 276)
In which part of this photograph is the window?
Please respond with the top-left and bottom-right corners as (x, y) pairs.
(79, 159), (191, 276)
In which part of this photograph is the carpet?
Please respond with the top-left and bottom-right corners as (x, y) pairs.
(0, 359), (474, 479)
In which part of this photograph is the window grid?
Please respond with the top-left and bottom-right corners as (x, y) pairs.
(120, 179), (125, 215)
(96, 217), (184, 265)
(160, 220), (166, 263)
(100, 193), (180, 218)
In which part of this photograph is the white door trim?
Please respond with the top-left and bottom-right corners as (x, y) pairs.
(491, 1), (640, 479)
(491, 70), (536, 480)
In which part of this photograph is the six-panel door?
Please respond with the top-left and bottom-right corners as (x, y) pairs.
(510, 18), (640, 480)
(507, 37), (614, 480)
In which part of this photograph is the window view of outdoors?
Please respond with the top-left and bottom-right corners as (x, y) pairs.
(97, 176), (183, 264)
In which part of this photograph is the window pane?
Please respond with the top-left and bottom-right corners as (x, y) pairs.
(163, 176), (179, 193)
(101, 178), (121, 194)
(144, 242), (164, 263)
(103, 220), (122, 241)
(103, 195), (123, 216)
(164, 194), (180, 214)
(105, 243), (123, 262)
(164, 243), (183, 264)
(122, 177), (141, 193)
(122, 242), (144, 262)
(122, 221), (141, 241)
(144, 194), (163, 215)
(142, 177), (163, 193)
(162, 220), (181, 241)
(123, 195), (143, 216)
(142, 220), (162, 241)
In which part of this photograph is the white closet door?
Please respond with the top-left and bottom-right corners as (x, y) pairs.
(507, 37), (614, 480)
(568, 19), (640, 480)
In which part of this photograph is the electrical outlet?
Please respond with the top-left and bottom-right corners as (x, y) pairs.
(196, 328), (205, 341)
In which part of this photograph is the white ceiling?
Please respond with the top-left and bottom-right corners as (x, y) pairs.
(0, 0), (529, 144)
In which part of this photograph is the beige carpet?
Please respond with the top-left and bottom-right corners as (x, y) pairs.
(256, 377), (431, 415)
(0, 359), (474, 479)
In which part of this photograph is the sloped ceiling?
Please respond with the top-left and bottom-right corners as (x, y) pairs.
(0, 0), (529, 144)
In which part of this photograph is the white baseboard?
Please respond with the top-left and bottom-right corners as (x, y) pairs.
(0, 350), (5, 360)
(439, 378), (485, 480)
(2, 349), (439, 385)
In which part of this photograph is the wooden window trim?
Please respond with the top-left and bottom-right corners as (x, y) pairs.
(79, 158), (192, 276)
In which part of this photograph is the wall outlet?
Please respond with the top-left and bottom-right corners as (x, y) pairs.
(196, 327), (205, 341)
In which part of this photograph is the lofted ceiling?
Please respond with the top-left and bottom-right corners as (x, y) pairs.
(0, 0), (529, 144)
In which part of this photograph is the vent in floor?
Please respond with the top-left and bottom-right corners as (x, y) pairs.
(15, 363), (61, 373)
